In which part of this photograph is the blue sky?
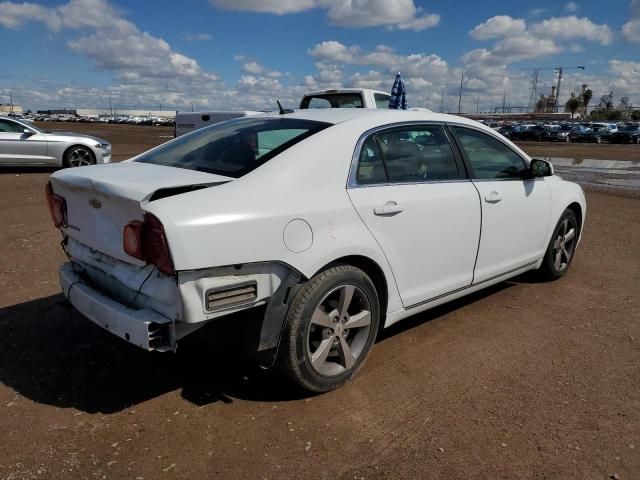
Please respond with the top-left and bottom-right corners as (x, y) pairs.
(1, 0), (639, 112)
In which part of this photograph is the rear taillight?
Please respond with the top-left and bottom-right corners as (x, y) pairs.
(45, 183), (67, 228)
(123, 213), (175, 276)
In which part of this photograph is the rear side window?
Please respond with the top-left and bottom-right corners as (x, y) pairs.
(136, 118), (330, 178)
(374, 93), (391, 109)
(452, 126), (527, 180)
(353, 125), (460, 185)
(356, 137), (387, 185)
(376, 126), (460, 182)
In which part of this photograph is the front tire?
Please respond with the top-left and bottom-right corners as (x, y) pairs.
(278, 265), (380, 392)
(63, 145), (96, 168)
(538, 209), (579, 280)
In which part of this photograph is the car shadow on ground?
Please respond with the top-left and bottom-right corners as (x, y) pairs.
(0, 276), (533, 414)
(0, 166), (59, 174)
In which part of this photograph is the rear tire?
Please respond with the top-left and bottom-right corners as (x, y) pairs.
(277, 265), (380, 392)
(538, 209), (579, 281)
(63, 145), (95, 168)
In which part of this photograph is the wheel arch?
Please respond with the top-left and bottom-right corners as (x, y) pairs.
(566, 201), (583, 239)
(314, 254), (389, 324)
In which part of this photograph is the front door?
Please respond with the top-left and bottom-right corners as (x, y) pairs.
(347, 124), (481, 308)
(450, 125), (552, 283)
(0, 119), (48, 164)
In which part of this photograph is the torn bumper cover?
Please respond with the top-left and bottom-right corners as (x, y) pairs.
(60, 263), (174, 351)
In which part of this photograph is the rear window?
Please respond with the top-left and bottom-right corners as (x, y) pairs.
(135, 117), (330, 178)
(300, 94), (364, 109)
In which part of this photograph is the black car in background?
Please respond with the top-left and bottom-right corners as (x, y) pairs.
(572, 126), (608, 143)
(609, 125), (640, 144)
(497, 125), (516, 139)
(543, 125), (572, 142)
(510, 124), (547, 141)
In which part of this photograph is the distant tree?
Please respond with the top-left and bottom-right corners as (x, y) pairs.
(582, 88), (593, 116)
(631, 110), (640, 121)
(565, 97), (581, 119)
(606, 110), (623, 121)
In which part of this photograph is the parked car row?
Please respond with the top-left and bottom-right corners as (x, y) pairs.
(485, 120), (640, 144)
(13, 113), (175, 126)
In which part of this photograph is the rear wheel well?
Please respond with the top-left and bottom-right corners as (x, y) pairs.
(566, 202), (583, 238)
(321, 255), (389, 323)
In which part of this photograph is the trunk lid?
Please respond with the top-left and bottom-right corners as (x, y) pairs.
(50, 162), (232, 264)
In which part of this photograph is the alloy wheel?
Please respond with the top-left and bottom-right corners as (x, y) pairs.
(306, 284), (372, 377)
(68, 147), (94, 167)
(552, 218), (577, 272)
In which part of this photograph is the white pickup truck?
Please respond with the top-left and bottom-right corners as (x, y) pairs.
(299, 88), (391, 109)
(174, 89), (391, 137)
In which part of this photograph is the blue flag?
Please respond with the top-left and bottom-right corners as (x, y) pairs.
(389, 73), (408, 110)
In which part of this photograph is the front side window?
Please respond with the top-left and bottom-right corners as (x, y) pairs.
(0, 119), (23, 133)
(136, 118), (330, 178)
(374, 93), (391, 109)
(376, 126), (460, 182)
(452, 127), (527, 180)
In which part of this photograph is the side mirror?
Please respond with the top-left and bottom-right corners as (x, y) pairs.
(22, 128), (34, 137)
(529, 158), (553, 178)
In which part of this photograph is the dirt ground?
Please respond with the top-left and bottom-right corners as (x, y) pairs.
(0, 123), (638, 480)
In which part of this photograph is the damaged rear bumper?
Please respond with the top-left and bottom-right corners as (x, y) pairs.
(60, 263), (174, 351)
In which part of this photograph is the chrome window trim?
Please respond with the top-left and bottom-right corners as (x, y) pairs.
(347, 121), (466, 189)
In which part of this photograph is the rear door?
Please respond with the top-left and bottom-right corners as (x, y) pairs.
(347, 124), (481, 308)
(0, 119), (48, 164)
(449, 125), (552, 283)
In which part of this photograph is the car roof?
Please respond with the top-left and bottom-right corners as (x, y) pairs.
(253, 108), (482, 129)
(303, 88), (389, 96)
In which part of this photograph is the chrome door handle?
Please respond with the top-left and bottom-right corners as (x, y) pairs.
(374, 201), (404, 216)
(484, 191), (503, 203)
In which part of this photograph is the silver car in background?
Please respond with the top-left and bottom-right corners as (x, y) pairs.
(0, 116), (111, 167)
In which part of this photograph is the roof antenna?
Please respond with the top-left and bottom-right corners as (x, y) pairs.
(277, 100), (293, 115)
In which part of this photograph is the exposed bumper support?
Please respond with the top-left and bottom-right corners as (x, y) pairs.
(60, 263), (175, 351)
(255, 269), (302, 368)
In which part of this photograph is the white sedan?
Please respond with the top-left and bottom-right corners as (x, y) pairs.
(47, 109), (586, 392)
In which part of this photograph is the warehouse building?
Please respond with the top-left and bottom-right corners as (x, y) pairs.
(0, 104), (23, 115)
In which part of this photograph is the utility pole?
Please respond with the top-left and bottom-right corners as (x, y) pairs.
(9, 90), (13, 115)
(457, 72), (464, 114)
(191, 102), (194, 112)
(109, 97), (113, 117)
(426, 88), (430, 110)
(440, 88), (445, 113)
(476, 90), (480, 114)
(502, 89), (506, 113)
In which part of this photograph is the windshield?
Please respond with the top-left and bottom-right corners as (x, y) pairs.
(621, 125), (638, 132)
(135, 117), (330, 178)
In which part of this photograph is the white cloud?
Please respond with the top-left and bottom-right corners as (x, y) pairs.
(237, 58), (283, 78)
(565, 2), (579, 12)
(623, 0), (640, 43)
(531, 16), (613, 45)
(469, 16), (526, 40)
(0, 0), (220, 95)
(209, 0), (440, 31)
